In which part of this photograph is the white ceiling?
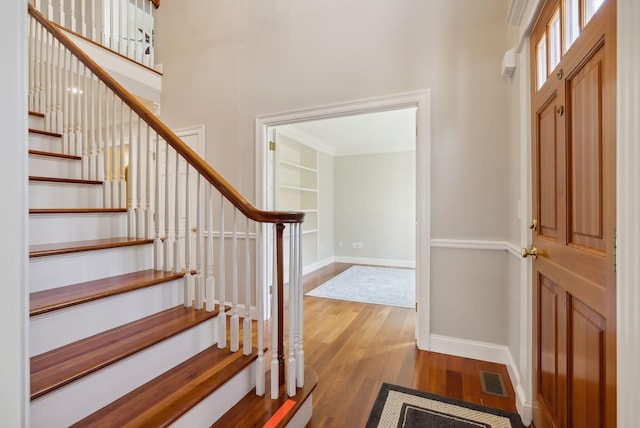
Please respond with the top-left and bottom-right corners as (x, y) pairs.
(280, 107), (417, 157)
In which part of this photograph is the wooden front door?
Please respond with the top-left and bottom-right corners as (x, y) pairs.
(529, 0), (616, 427)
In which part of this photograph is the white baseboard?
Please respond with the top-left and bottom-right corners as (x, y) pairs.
(430, 334), (531, 424)
(303, 257), (335, 275)
(333, 256), (415, 268)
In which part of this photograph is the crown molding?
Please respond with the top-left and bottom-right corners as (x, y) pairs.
(506, 0), (528, 26)
(277, 125), (337, 157)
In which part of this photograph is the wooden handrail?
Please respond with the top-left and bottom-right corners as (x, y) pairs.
(28, 4), (304, 225)
(150, 0), (160, 9)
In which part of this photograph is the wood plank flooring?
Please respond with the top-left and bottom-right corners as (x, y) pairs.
(302, 263), (520, 427)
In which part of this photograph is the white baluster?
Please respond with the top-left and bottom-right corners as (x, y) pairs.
(62, 49), (70, 154)
(91, 0), (97, 41)
(163, 141), (171, 271)
(44, 31), (52, 132)
(271, 223), (279, 399)
(110, 94), (117, 207)
(34, 23), (41, 113)
(81, 63), (88, 179)
(149, 6), (155, 67)
(110, 0), (116, 50)
(295, 223), (304, 387)
(55, 39), (63, 134)
(195, 175), (204, 310)
(255, 224), (265, 396)
(136, 116), (143, 238)
(184, 164), (193, 307)
(125, 0), (130, 57)
(74, 57), (82, 156)
(88, 72), (96, 180)
(141, 0), (146, 65)
(243, 217), (252, 356)
(59, 0), (65, 29)
(127, 109), (135, 237)
(119, 101), (126, 208)
(29, 18), (35, 112)
(145, 124), (152, 239)
(230, 209), (240, 352)
(70, 0), (76, 32)
(218, 195), (227, 348)
(47, 0), (53, 21)
(80, 0), (86, 37)
(50, 36), (58, 133)
(103, 87), (111, 207)
(173, 150), (180, 272)
(154, 133), (162, 270)
(287, 223), (297, 397)
(205, 184), (215, 312)
(134, 0), (139, 63)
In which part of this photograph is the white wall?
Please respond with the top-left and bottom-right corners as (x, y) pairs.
(318, 151), (334, 262)
(156, 0), (511, 345)
(0, 0), (29, 425)
(333, 152), (415, 264)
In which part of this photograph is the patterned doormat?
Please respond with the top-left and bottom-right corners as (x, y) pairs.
(305, 265), (415, 308)
(366, 383), (524, 428)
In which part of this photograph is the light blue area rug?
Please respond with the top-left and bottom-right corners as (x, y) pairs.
(306, 265), (415, 308)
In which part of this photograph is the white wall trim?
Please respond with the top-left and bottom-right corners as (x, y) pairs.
(430, 238), (522, 258)
(276, 125), (336, 157)
(506, 0), (528, 26)
(430, 334), (531, 425)
(332, 256), (415, 269)
(617, 0), (640, 425)
(302, 257), (335, 276)
(255, 90), (431, 350)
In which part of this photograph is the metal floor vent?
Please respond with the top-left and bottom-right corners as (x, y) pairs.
(479, 370), (508, 397)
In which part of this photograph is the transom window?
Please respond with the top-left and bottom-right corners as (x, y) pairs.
(535, 0), (606, 90)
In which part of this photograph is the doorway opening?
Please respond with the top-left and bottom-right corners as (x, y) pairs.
(255, 91), (431, 349)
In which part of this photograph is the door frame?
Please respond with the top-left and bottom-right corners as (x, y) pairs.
(255, 90), (431, 349)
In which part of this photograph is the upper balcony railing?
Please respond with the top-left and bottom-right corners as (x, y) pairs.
(30, 0), (158, 69)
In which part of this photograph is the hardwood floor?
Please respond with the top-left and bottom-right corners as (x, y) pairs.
(302, 263), (519, 427)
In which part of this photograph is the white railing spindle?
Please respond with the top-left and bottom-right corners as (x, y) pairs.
(80, 0), (86, 37)
(218, 194), (226, 348)
(119, 100), (125, 208)
(184, 164), (193, 307)
(271, 223), (279, 399)
(195, 175), (204, 310)
(287, 224), (297, 397)
(137, 115), (144, 238)
(145, 124), (152, 239)
(256, 224), (265, 396)
(205, 185), (215, 312)
(81, 63), (89, 178)
(59, 0), (65, 29)
(127, 109), (135, 236)
(230, 208), (239, 352)
(70, 0), (76, 33)
(163, 141), (171, 272)
(91, 0), (97, 41)
(173, 150), (180, 273)
(243, 217), (252, 356)
(154, 133), (162, 270)
(295, 223), (304, 387)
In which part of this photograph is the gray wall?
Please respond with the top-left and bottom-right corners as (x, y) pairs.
(155, 0), (513, 346)
(333, 152), (415, 263)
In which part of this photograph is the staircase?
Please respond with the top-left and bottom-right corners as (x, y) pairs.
(26, 3), (315, 427)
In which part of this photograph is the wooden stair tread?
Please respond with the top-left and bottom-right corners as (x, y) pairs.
(72, 346), (258, 427)
(29, 111), (45, 117)
(29, 149), (82, 160)
(29, 175), (102, 185)
(212, 367), (318, 428)
(30, 269), (185, 316)
(29, 128), (62, 138)
(30, 208), (127, 214)
(30, 305), (220, 400)
(29, 237), (153, 258)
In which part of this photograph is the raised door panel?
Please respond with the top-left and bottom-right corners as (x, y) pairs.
(537, 96), (561, 241)
(571, 298), (605, 427)
(568, 47), (606, 252)
(537, 275), (568, 427)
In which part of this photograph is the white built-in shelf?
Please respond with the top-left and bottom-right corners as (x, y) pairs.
(279, 160), (318, 173)
(279, 185), (318, 193)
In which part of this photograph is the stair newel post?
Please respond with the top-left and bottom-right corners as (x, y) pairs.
(255, 224), (265, 396)
(230, 208), (239, 352)
(204, 184), (215, 312)
(154, 133), (162, 270)
(194, 174), (203, 310)
(218, 194), (226, 348)
(119, 100), (126, 208)
(163, 140), (171, 271)
(243, 216), (252, 355)
(271, 222), (286, 398)
(296, 222), (304, 387)
(173, 148), (180, 273)
(287, 222), (297, 397)
(145, 124), (152, 239)
(183, 164), (193, 307)
(127, 110), (136, 237)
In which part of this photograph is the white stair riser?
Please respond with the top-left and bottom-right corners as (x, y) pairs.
(29, 212), (127, 246)
(29, 181), (103, 209)
(30, 317), (219, 428)
(30, 244), (153, 292)
(29, 115), (45, 129)
(29, 154), (82, 180)
(172, 361), (256, 428)
(29, 133), (62, 153)
(30, 278), (184, 356)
